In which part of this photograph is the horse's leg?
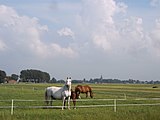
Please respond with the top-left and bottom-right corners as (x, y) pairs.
(89, 91), (91, 98)
(77, 92), (81, 99)
(45, 96), (49, 106)
(79, 93), (81, 99)
(50, 97), (53, 106)
(90, 91), (93, 98)
(45, 91), (49, 105)
(73, 98), (76, 109)
(76, 90), (81, 99)
(62, 97), (66, 110)
(86, 92), (88, 98)
(64, 99), (66, 109)
(67, 97), (71, 110)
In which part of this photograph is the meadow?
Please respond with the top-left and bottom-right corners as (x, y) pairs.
(0, 83), (160, 120)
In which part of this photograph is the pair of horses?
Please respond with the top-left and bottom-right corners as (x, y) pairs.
(45, 77), (93, 110)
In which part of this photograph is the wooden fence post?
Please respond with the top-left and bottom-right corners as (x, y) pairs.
(11, 99), (14, 115)
(114, 99), (116, 112)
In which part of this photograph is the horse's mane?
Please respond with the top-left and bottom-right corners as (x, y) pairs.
(63, 85), (69, 89)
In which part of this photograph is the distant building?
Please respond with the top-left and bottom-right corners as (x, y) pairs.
(5, 77), (17, 84)
(7, 80), (17, 84)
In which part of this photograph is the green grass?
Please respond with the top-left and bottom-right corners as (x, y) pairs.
(0, 83), (160, 120)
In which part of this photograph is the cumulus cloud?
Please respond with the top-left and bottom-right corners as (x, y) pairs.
(79, 0), (160, 59)
(150, 18), (160, 56)
(0, 5), (77, 58)
(80, 0), (160, 61)
(80, 0), (118, 51)
(116, 2), (128, 13)
(93, 35), (111, 51)
(57, 27), (74, 38)
(51, 43), (78, 58)
(118, 17), (149, 56)
(81, 0), (116, 26)
(80, 0), (130, 53)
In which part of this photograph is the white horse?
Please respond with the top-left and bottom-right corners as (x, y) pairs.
(45, 77), (72, 110)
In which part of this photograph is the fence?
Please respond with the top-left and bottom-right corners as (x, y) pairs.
(1, 98), (160, 115)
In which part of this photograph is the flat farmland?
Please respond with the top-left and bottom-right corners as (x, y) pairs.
(0, 83), (160, 120)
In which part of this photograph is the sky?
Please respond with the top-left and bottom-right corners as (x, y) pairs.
(0, 0), (160, 81)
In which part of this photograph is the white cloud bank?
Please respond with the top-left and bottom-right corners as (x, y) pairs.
(0, 5), (77, 58)
(0, 0), (160, 80)
(1, 1), (159, 59)
(78, 0), (160, 58)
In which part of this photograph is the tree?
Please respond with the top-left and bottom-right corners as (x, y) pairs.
(20, 69), (50, 83)
(50, 77), (57, 83)
(0, 70), (6, 83)
(11, 74), (19, 80)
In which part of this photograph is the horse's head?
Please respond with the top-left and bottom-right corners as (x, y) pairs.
(65, 77), (72, 88)
(90, 92), (93, 98)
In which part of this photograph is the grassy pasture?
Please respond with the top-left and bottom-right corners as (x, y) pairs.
(0, 83), (160, 120)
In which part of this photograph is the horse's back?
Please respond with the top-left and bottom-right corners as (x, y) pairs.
(84, 85), (92, 91)
(76, 85), (82, 88)
(46, 86), (62, 99)
(80, 85), (92, 92)
(46, 86), (61, 93)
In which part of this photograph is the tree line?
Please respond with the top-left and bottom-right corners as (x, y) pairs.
(0, 69), (50, 83)
(50, 77), (160, 84)
(1, 69), (160, 84)
(20, 69), (50, 83)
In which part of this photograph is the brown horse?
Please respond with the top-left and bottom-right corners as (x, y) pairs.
(60, 89), (77, 109)
(75, 85), (93, 99)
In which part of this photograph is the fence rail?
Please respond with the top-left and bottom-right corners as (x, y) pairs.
(0, 98), (160, 115)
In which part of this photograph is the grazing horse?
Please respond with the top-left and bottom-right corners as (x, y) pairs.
(45, 77), (72, 110)
(75, 85), (93, 99)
